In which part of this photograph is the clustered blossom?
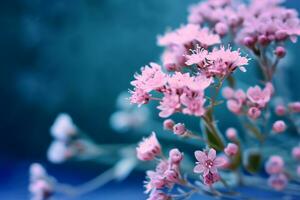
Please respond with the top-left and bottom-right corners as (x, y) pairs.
(29, 163), (54, 200)
(144, 148), (183, 199)
(223, 83), (273, 120)
(265, 155), (288, 191)
(193, 148), (225, 186)
(130, 63), (213, 118)
(136, 132), (161, 161)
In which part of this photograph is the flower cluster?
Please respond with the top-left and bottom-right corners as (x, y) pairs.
(144, 148), (183, 200)
(265, 156), (288, 191)
(29, 163), (54, 200)
(223, 83), (273, 120)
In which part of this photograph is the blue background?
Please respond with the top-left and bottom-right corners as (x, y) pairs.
(1, 0), (300, 199)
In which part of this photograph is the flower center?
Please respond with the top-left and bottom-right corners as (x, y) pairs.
(205, 160), (214, 168)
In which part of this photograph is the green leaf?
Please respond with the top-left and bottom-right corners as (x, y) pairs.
(244, 149), (261, 174)
(227, 75), (236, 88)
(201, 121), (225, 151)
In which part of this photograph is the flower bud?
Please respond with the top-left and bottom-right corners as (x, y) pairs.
(173, 123), (186, 136)
(288, 102), (300, 112)
(265, 155), (284, 175)
(258, 35), (270, 46)
(272, 120), (286, 133)
(243, 36), (256, 47)
(248, 107), (261, 120)
(164, 169), (179, 182)
(275, 46), (286, 58)
(275, 105), (286, 116)
(215, 22), (228, 36)
(222, 87), (235, 99)
(292, 146), (300, 160)
(226, 128), (238, 141)
(163, 119), (175, 131)
(268, 174), (288, 191)
(169, 148), (183, 164)
(224, 143), (239, 156)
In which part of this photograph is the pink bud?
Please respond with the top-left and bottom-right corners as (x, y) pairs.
(243, 36), (256, 47)
(292, 146), (300, 160)
(258, 35), (270, 46)
(215, 22), (228, 36)
(288, 102), (300, 113)
(222, 87), (235, 99)
(265, 155), (284, 175)
(248, 107), (261, 120)
(173, 123), (186, 136)
(275, 105), (286, 116)
(163, 119), (175, 131)
(226, 128), (238, 140)
(169, 148), (183, 164)
(203, 172), (220, 186)
(272, 120), (286, 133)
(224, 143), (239, 156)
(275, 46), (286, 58)
(227, 99), (242, 114)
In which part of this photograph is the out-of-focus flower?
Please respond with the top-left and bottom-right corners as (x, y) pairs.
(288, 102), (300, 113)
(136, 132), (161, 161)
(268, 173), (288, 191)
(226, 127), (238, 141)
(247, 106), (261, 120)
(272, 120), (286, 133)
(173, 123), (186, 136)
(224, 143), (238, 156)
(247, 85), (272, 108)
(163, 119), (175, 131)
(292, 146), (300, 160)
(50, 113), (77, 141)
(265, 155), (284, 175)
(47, 140), (74, 164)
(169, 148), (184, 164)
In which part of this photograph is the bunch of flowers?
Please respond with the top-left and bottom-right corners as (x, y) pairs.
(129, 0), (300, 199)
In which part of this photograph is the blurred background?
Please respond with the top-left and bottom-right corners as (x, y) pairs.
(1, 0), (300, 199)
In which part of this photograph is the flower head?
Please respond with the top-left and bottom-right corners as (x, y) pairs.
(50, 113), (77, 141)
(137, 132), (161, 161)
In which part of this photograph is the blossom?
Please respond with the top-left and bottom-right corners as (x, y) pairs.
(181, 94), (206, 117)
(226, 128), (238, 141)
(167, 72), (193, 89)
(246, 85), (272, 107)
(265, 155), (284, 175)
(173, 123), (186, 136)
(47, 141), (74, 164)
(247, 107), (261, 120)
(185, 46), (209, 66)
(194, 148), (225, 176)
(136, 132), (161, 161)
(288, 101), (300, 112)
(163, 119), (175, 131)
(203, 172), (220, 186)
(131, 62), (166, 93)
(161, 46), (187, 71)
(157, 94), (181, 118)
(222, 87), (235, 99)
(224, 143), (239, 156)
(129, 88), (151, 106)
(268, 173), (288, 191)
(169, 148), (184, 164)
(272, 120), (286, 133)
(292, 146), (300, 160)
(50, 113), (77, 141)
(275, 105), (286, 116)
(226, 99), (242, 114)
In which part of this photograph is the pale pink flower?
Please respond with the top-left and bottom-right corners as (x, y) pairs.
(224, 143), (239, 156)
(275, 105), (286, 116)
(194, 148), (226, 176)
(272, 120), (286, 133)
(136, 132), (161, 161)
(234, 89), (247, 103)
(227, 99), (242, 114)
(129, 88), (150, 106)
(131, 63), (166, 92)
(29, 179), (53, 200)
(50, 113), (77, 141)
(196, 27), (221, 47)
(185, 46), (209, 66)
(275, 46), (286, 58)
(222, 87), (235, 99)
(292, 146), (300, 160)
(247, 107), (261, 120)
(189, 73), (213, 91)
(167, 72), (193, 89)
(215, 22), (228, 36)
(288, 102), (300, 113)
(246, 85), (271, 107)
(163, 119), (175, 131)
(173, 123), (186, 136)
(268, 173), (288, 191)
(181, 94), (206, 117)
(161, 46), (187, 71)
(265, 155), (284, 175)
(226, 127), (238, 141)
(157, 94), (181, 118)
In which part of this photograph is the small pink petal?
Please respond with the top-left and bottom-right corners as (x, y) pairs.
(195, 151), (207, 162)
(203, 168), (210, 176)
(214, 157), (226, 167)
(208, 149), (216, 160)
(194, 164), (205, 173)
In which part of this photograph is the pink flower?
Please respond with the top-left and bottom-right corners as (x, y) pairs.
(247, 107), (261, 120)
(224, 143), (239, 156)
(167, 72), (193, 89)
(181, 94), (206, 117)
(265, 155), (284, 175)
(131, 62), (166, 92)
(136, 132), (161, 161)
(185, 46), (209, 66)
(129, 88), (150, 106)
(246, 85), (271, 107)
(272, 120), (286, 133)
(161, 46), (187, 71)
(275, 105), (286, 116)
(196, 27), (221, 47)
(194, 148), (225, 176)
(227, 99), (242, 114)
(222, 87), (235, 99)
(288, 102), (300, 113)
(292, 146), (300, 160)
(173, 123), (186, 136)
(226, 127), (238, 141)
(163, 119), (175, 131)
(157, 94), (181, 118)
(268, 173), (288, 191)
(189, 74), (213, 91)
(50, 113), (77, 141)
